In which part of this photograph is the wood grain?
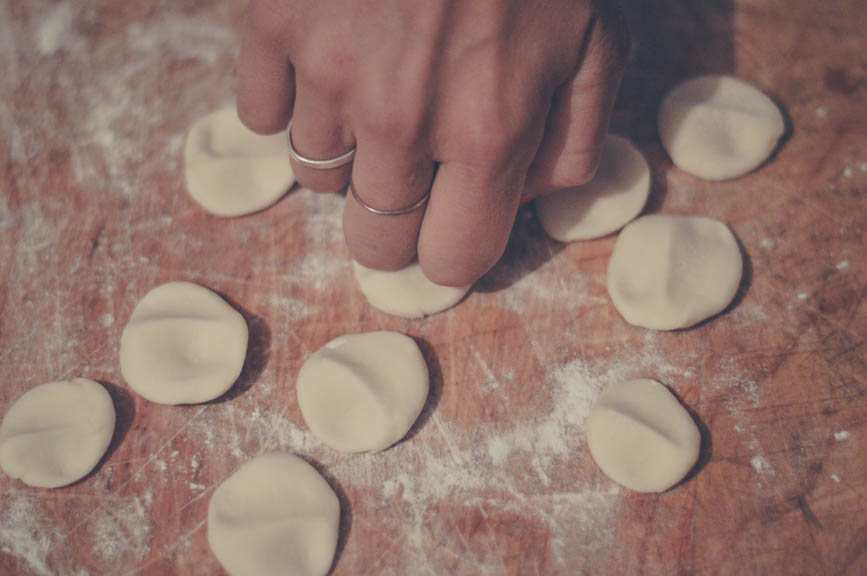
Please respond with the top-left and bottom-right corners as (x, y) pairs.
(1, 1), (865, 574)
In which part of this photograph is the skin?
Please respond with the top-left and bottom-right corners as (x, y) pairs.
(238, 0), (629, 286)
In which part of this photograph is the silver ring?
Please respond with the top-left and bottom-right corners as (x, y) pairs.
(286, 119), (356, 169)
(350, 182), (430, 216)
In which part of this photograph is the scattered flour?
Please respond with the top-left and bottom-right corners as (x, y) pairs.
(37, 2), (75, 56)
(750, 455), (774, 476)
(90, 496), (151, 563)
(98, 313), (114, 327)
(835, 260), (849, 270)
(760, 238), (774, 248)
(833, 430), (850, 441)
(797, 291), (808, 300)
(842, 167), (854, 179)
(815, 106), (827, 118)
(0, 490), (60, 576)
(831, 474), (841, 483)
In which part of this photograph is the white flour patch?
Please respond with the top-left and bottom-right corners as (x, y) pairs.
(842, 167), (854, 179)
(189, 482), (206, 492)
(269, 294), (315, 322)
(91, 496), (151, 562)
(815, 106), (827, 118)
(750, 454), (774, 477)
(285, 255), (348, 293)
(0, 490), (60, 576)
(860, 162), (867, 172)
(836, 260), (849, 271)
(37, 2), (75, 56)
(797, 291), (808, 301)
(833, 430), (850, 441)
(831, 474), (841, 483)
(760, 238), (774, 248)
(99, 313), (115, 327)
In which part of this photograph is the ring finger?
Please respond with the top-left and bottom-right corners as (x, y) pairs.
(288, 81), (355, 192)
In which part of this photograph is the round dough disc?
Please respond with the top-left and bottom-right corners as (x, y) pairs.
(658, 75), (785, 181)
(0, 378), (115, 488)
(120, 281), (249, 404)
(606, 214), (742, 330)
(353, 260), (471, 318)
(536, 134), (651, 241)
(184, 106), (295, 217)
(587, 379), (700, 493)
(297, 331), (429, 453)
(208, 452), (340, 576)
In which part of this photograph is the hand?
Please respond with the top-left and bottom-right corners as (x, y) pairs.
(238, 0), (629, 286)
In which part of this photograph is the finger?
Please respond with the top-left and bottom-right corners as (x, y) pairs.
(418, 161), (523, 287)
(343, 135), (434, 270)
(524, 4), (630, 197)
(236, 1), (295, 134)
(288, 81), (355, 193)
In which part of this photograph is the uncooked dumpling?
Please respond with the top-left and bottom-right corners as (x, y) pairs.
(353, 260), (470, 318)
(607, 214), (742, 330)
(184, 106), (295, 216)
(297, 331), (429, 453)
(0, 379), (115, 488)
(536, 134), (650, 241)
(208, 453), (340, 576)
(120, 281), (248, 404)
(658, 75), (785, 181)
(586, 379), (700, 493)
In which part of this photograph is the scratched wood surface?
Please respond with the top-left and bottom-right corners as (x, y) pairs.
(1, 1), (865, 574)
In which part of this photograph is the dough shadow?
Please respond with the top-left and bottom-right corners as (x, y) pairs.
(209, 294), (272, 404)
(400, 337), (444, 445)
(474, 205), (565, 294)
(679, 233), (752, 332)
(668, 388), (714, 488)
(300, 456), (353, 575)
(70, 381), (136, 487)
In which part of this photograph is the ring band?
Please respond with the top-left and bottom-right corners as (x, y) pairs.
(350, 182), (430, 216)
(286, 119), (356, 169)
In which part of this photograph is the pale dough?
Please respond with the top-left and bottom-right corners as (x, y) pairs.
(536, 134), (651, 241)
(607, 214), (742, 330)
(586, 379), (700, 493)
(120, 281), (249, 404)
(297, 331), (429, 453)
(658, 75), (785, 181)
(353, 260), (471, 318)
(184, 106), (295, 217)
(0, 378), (115, 488)
(208, 452), (340, 576)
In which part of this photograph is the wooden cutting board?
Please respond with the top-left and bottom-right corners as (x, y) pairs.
(1, 1), (864, 574)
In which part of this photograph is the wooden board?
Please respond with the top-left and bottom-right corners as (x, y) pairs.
(1, 0), (865, 574)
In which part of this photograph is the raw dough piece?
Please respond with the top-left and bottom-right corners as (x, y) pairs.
(658, 75), (785, 181)
(184, 106), (295, 217)
(297, 331), (429, 453)
(208, 453), (340, 576)
(536, 134), (651, 241)
(607, 214), (742, 330)
(353, 260), (471, 318)
(120, 281), (248, 404)
(0, 379), (115, 488)
(586, 378), (700, 493)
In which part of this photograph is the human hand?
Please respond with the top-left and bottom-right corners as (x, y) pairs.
(238, 0), (629, 286)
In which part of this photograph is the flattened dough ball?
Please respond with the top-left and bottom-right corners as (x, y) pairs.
(185, 106), (295, 217)
(537, 134), (651, 241)
(587, 379), (700, 493)
(353, 260), (471, 318)
(208, 453), (340, 576)
(0, 379), (115, 488)
(120, 281), (248, 404)
(607, 214), (742, 330)
(297, 332), (429, 453)
(658, 75), (785, 181)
